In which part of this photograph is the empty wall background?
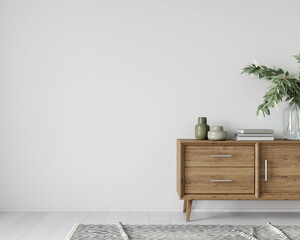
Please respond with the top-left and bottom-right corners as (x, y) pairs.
(1, 0), (300, 211)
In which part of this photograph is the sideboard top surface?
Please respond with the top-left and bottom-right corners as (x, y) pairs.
(177, 139), (300, 145)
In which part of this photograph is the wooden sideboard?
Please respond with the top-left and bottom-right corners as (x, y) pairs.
(177, 139), (300, 222)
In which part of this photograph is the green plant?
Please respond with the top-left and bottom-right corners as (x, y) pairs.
(242, 53), (300, 116)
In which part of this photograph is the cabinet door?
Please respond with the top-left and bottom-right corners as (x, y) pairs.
(260, 146), (300, 195)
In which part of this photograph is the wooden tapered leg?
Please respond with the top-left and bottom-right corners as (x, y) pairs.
(183, 200), (187, 213)
(186, 200), (193, 222)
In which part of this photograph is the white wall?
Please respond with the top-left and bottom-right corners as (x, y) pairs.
(1, 0), (300, 211)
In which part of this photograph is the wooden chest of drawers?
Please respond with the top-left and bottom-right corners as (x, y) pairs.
(177, 139), (300, 221)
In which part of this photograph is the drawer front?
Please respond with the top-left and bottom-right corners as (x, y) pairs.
(185, 167), (254, 194)
(185, 146), (254, 167)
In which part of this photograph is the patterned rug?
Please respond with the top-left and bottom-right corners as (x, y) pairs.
(66, 222), (300, 240)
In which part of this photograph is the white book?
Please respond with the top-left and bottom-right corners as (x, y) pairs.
(234, 133), (274, 137)
(234, 136), (274, 141)
(237, 129), (274, 134)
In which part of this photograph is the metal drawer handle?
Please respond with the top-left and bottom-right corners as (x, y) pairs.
(210, 180), (232, 182)
(210, 155), (232, 158)
(265, 160), (268, 182)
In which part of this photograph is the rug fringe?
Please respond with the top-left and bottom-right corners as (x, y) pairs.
(117, 222), (129, 240)
(267, 222), (291, 240)
(230, 229), (258, 240)
(65, 223), (79, 240)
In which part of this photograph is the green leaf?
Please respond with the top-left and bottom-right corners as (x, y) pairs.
(242, 53), (300, 117)
(253, 59), (258, 67)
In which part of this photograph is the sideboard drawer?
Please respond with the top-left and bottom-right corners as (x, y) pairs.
(185, 146), (254, 167)
(185, 167), (254, 194)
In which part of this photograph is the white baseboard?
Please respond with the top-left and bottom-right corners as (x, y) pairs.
(1, 208), (300, 212)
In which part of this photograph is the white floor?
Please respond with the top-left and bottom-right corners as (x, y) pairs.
(0, 211), (299, 240)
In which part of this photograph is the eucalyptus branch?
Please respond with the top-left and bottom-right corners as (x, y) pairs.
(242, 53), (300, 117)
(296, 53), (300, 78)
(296, 53), (300, 65)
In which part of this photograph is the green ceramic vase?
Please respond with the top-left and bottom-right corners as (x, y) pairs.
(208, 126), (227, 141)
(195, 117), (210, 140)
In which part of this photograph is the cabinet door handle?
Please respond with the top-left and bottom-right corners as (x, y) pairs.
(265, 160), (268, 182)
(210, 155), (232, 158)
(210, 180), (232, 182)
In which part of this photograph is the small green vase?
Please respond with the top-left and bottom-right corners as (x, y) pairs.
(208, 126), (227, 141)
(195, 117), (210, 140)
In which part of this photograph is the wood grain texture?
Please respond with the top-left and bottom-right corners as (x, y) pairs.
(260, 146), (300, 195)
(255, 143), (260, 198)
(185, 167), (254, 194)
(186, 200), (192, 222)
(185, 146), (254, 167)
(177, 140), (184, 199)
(183, 200), (187, 213)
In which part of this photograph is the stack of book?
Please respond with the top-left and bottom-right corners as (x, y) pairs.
(234, 129), (274, 141)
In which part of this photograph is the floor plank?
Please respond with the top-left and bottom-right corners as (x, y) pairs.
(105, 212), (128, 224)
(127, 212), (149, 225)
(0, 212), (26, 234)
(228, 212), (281, 225)
(170, 212), (189, 225)
(0, 212), (47, 240)
(149, 212), (171, 224)
(260, 212), (300, 225)
(187, 212), (217, 224)
(20, 212), (67, 240)
(45, 212), (88, 240)
(82, 212), (108, 224)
